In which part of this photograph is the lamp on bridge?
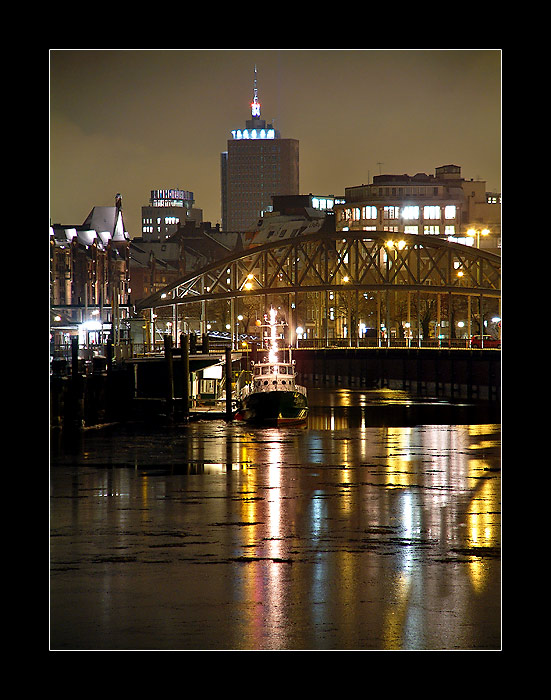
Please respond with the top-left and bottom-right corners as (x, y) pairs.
(385, 239), (406, 250)
(467, 227), (490, 248)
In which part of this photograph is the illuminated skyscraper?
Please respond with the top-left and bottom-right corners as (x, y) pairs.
(221, 68), (299, 231)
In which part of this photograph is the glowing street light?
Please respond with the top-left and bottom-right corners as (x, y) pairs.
(386, 239), (406, 250)
(467, 227), (490, 248)
(243, 273), (255, 291)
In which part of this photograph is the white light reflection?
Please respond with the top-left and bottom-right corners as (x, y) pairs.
(237, 434), (289, 648)
(310, 488), (329, 633)
(264, 438), (288, 645)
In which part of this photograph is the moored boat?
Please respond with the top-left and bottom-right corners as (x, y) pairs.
(237, 309), (308, 425)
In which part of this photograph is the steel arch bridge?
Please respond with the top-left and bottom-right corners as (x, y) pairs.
(135, 231), (501, 345)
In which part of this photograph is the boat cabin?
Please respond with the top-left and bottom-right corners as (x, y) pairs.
(252, 362), (296, 391)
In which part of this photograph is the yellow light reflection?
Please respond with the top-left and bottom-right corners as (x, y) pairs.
(385, 427), (414, 489)
(465, 458), (500, 593)
(382, 572), (411, 650)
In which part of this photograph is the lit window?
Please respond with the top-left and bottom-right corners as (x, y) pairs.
(444, 205), (456, 219)
(402, 206), (419, 220)
(449, 237), (473, 246)
(424, 206), (441, 220)
(362, 206), (377, 219)
(384, 206), (399, 219)
(423, 225), (440, 235)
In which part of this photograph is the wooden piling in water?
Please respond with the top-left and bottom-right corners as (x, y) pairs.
(225, 347), (233, 420)
(180, 333), (190, 420)
(164, 335), (174, 418)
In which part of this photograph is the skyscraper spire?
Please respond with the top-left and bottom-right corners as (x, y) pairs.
(229, 66), (279, 140)
(251, 64), (261, 118)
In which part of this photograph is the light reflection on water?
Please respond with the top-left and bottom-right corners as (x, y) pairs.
(50, 388), (500, 650)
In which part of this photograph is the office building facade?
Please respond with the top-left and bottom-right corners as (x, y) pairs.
(335, 164), (501, 250)
(141, 188), (201, 241)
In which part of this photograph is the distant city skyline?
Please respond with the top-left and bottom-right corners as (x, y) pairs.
(50, 49), (501, 237)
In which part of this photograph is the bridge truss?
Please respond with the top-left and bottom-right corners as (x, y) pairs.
(135, 231), (501, 347)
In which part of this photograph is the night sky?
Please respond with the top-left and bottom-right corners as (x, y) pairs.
(49, 49), (501, 236)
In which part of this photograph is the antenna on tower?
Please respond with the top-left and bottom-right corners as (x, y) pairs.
(251, 64), (261, 118)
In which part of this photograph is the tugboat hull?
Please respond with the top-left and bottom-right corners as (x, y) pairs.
(240, 390), (308, 425)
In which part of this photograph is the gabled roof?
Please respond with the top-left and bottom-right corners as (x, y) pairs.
(82, 206), (129, 241)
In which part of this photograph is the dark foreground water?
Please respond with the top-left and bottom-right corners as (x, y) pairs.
(50, 389), (501, 651)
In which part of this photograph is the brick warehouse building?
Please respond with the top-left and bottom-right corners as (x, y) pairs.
(50, 194), (131, 350)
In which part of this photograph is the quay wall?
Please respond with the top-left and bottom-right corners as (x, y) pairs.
(292, 347), (501, 402)
(50, 347), (501, 435)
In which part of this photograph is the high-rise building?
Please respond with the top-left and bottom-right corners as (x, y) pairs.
(221, 68), (299, 231)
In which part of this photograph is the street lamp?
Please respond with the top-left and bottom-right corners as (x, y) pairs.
(386, 239), (406, 250)
(234, 314), (243, 350)
(467, 227), (490, 248)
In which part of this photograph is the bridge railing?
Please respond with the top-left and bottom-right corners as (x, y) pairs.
(295, 338), (499, 350)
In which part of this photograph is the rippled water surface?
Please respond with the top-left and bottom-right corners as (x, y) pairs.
(50, 389), (501, 650)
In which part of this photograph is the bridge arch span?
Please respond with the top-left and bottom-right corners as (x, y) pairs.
(135, 231), (501, 347)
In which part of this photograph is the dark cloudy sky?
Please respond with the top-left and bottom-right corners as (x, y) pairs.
(50, 49), (501, 236)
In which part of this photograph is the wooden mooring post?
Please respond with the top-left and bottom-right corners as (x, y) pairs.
(225, 347), (233, 420)
(180, 333), (190, 420)
(164, 335), (174, 419)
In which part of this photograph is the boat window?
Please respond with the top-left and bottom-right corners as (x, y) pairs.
(254, 367), (261, 376)
(279, 366), (287, 374)
(262, 366), (270, 375)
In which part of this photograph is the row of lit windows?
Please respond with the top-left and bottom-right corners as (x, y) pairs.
(342, 224), (462, 238)
(151, 200), (186, 208)
(312, 198), (334, 210)
(142, 216), (180, 226)
(389, 225), (457, 236)
(342, 205), (457, 222)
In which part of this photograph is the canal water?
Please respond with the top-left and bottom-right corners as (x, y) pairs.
(50, 388), (501, 651)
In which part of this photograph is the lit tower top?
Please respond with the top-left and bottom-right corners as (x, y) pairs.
(231, 66), (280, 141)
